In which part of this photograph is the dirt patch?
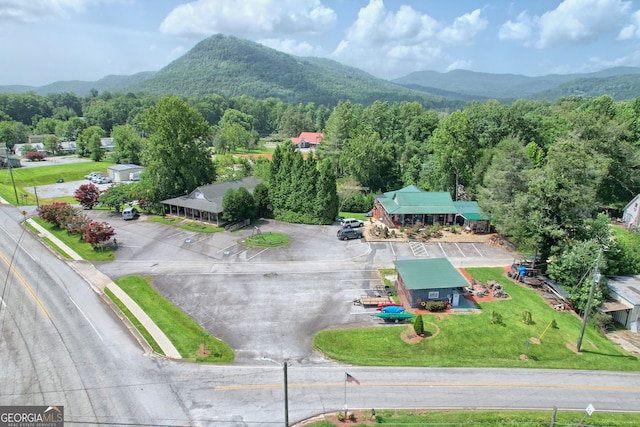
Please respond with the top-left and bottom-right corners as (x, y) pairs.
(530, 337), (541, 345)
(400, 322), (440, 344)
(566, 342), (582, 354)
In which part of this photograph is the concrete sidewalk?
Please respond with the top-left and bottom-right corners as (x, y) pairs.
(26, 218), (181, 359)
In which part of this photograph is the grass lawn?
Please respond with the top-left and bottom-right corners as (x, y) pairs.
(31, 217), (114, 262)
(245, 232), (288, 247)
(340, 212), (368, 221)
(306, 409), (640, 426)
(148, 215), (182, 225)
(112, 276), (234, 363)
(0, 161), (114, 205)
(180, 221), (224, 233)
(314, 267), (640, 370)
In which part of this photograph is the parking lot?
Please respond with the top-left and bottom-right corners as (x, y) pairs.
(85, 212), (516, 364)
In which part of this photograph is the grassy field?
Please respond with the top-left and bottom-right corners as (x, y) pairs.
(306, 408), (640, 426)
(245, 231), (288, 247)
(0, 161), (114, 205)
(340, 212), (368, 221)
(30, 217), (114, 261)
(112, 276), (234, 363)
(314, 267), (640, 370)
(180, 221), (225, 233)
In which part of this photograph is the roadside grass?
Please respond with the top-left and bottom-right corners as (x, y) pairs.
(180, 221), (224, 233)
(0, 161), (113, 205)
(339, 212), (367, 221)
(306, 409), (640, 426)
(113, 276), (234, 363)
(30, 217), (114, 261)
(245, 232), (288, 247)
(104, 287), (163, 355)
(313, 267), (640, 370)
(149, 215), (182, 225)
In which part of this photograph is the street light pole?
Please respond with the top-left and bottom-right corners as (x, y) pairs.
(577, 247), (602, 352)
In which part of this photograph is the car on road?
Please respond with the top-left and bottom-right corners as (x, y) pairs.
(340, 218), (364, 228)
(122, 207), (139, 220)
(337, 227), (363, 240)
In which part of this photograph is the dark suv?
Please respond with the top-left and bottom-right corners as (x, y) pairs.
(337, 227), (363, 240)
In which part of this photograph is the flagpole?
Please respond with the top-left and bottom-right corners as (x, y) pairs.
(344, 373), (347, 421)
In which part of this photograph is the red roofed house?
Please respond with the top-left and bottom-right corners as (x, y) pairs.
(290, 132), (324, 149)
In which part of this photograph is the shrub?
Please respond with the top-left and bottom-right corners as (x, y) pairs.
(337, 412), (345, 422)
(522, 309), (532, 325)
(424, 301), (447, 312)
(349, 413), (356, 422)
(491, 311), (504, 325)
(25, 151), (45, 161)
(414, 314), (424, 335)
(592, 311), (614, 334)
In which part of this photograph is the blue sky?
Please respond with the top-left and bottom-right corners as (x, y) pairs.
(2, 0), (640, 86)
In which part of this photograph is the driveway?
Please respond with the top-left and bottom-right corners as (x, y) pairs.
(88, 212), (515, 364)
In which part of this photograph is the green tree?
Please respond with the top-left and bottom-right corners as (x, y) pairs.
(98, 183), (135, 213)
(43, 135), (62, 155)
(222, 187), (256, 222)
(139, 95), (215, 202)
(215, 122), (254, 152)
(0, 120), (30, 152)
(76, 126), (105, 158)
(112, 124), (143, 165)
(413, 314), (424, 335)
(339, 131), (397, 192)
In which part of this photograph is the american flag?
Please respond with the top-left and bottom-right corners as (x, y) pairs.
(345, 372), (360, 385)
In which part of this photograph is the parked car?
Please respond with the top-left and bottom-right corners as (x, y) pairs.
(84, 172), (102, 180)
(337, 227), (363, 240)
(95, 176), (113, 184)
(340, 218), (364, 228)
(122, 207), (138, 220)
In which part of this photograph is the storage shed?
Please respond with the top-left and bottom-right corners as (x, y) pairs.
(604, 275), (640, 332)
(107, 164), (145, 182)
(394, 258), (470, 308)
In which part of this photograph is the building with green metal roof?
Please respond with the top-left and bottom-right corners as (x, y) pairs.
(394, 258), (470, 308)
(373, 185), (490, 231)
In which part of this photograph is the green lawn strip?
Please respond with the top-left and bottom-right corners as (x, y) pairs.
(314, 267), (639, 370)
(113, 276), (234, 363)
(41, 236), (72, 259)
(0, 161), (114, 204)
(30, 217), (114, 261)
(306, 409), (640, 426)
(103, 287), (163, 355)
(245, 232), (288, 247)
(233, 147), (274, 155)
(148, 215), (182, 225)
(179, 221), (224, 233)
(339, 212), (367, 221)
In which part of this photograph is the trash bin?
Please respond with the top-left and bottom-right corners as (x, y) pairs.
(57, 178), (64, 183)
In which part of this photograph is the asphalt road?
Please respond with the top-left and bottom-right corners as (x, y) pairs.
(2, 203), (640, 426)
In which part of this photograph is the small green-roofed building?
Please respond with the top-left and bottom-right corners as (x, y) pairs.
(394, 258), (469, 308)
(374, 186), (458, 227)
(453, 201), (491, 233)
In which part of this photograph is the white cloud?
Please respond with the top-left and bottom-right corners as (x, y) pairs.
(537, 0), (631, 48)
(438, 9), (487, 44)
(617, 10), (640, 40)
(0, 0), (110, 23)
(160, 0), (336, 39)
(501, 0), (632, 48)
(499, 11), (535, 42)
(446, 59), (472, 72)
(258, 38), (322, 57)
(332, 0), (485, 78)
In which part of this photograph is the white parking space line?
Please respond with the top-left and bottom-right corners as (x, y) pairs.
(438, 242), (447, 256)
(471, 243), (484, 257)
(218, 243), (237, 253)
(166, 231), (185, 239)
(388, 242), (396, 257)
(409, 241), (428, 257)
(247, 248), (268, 260)
(454, 243), (466, 257)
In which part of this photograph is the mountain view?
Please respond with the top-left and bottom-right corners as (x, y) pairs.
(2, 34), (640, 104)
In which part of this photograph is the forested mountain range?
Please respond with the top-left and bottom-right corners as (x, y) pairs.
(3, 34), (640, 104)
(393, 67), (640, 101)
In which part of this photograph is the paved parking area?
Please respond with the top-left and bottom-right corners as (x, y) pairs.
(88, 213), (515, 364)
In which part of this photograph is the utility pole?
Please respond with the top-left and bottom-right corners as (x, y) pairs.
(4, 144), (19, 204)
(283, 360), (289, 427)
(577, 247), (602, 352)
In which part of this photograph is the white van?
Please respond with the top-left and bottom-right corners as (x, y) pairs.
(122, 207), (138, 220)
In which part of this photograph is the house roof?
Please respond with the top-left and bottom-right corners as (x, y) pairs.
(623, 194), (640, 213)
(453, 201), (491, 221)
(290, 132), (325, 144)
(108, 164), (144, 171)
(161, 176), (261, 214)
(608, 275), (640, 306)
(394, 258), (469, 290)
(377, 186), (458, 215)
